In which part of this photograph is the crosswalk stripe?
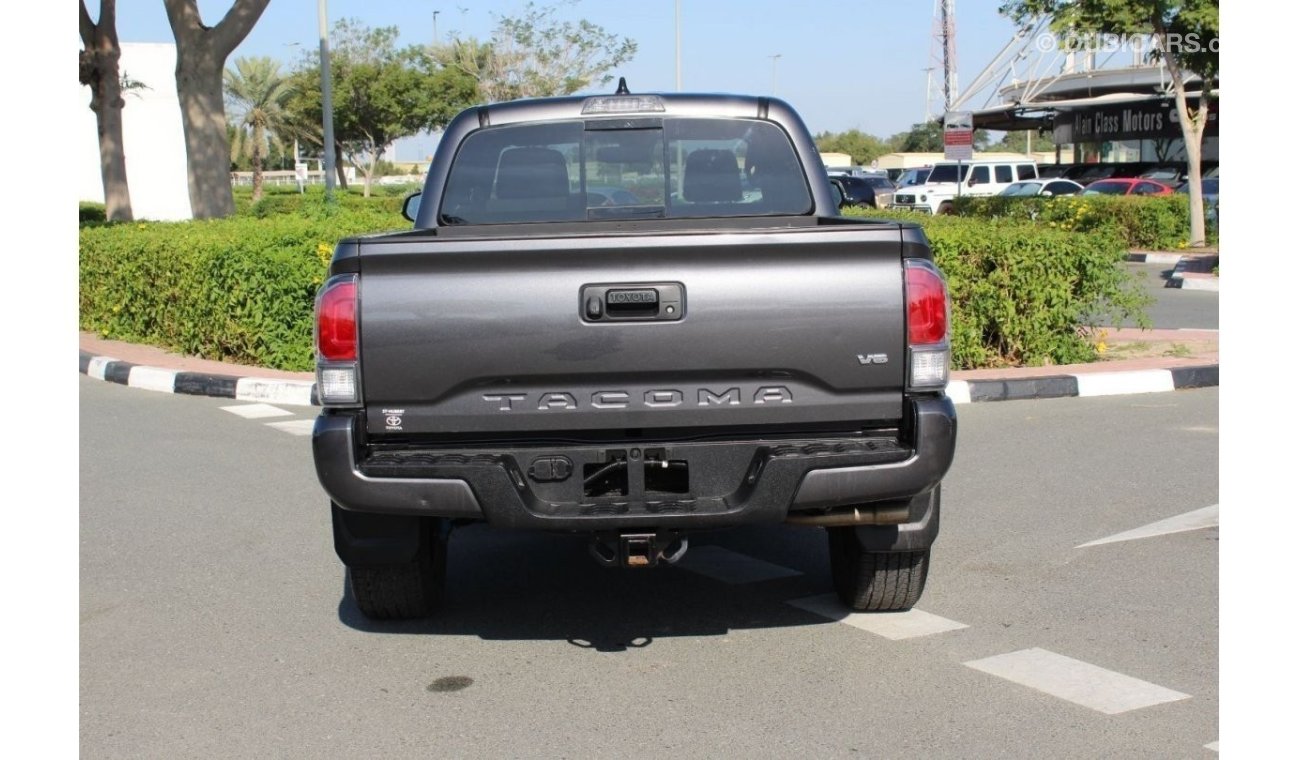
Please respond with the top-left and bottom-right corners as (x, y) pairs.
(963, 648), (1191, 714)
(676, 545), (802, 584)
(265, 419), (315, 436)
(221, 403), (293, 419)
(1077, 504), (1219, 548)
(785, 594), (968, 640)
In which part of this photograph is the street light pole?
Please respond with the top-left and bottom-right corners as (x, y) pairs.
(675, 0), (681, 91)
(318, 0), (336, 199)
(432, 10), (440, 48)
(769, 53), (781, 96)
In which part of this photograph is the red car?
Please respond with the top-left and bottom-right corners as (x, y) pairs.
(1081, 178), (1175, 196)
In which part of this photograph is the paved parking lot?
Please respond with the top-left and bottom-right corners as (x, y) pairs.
(80, 377), (1218, 757)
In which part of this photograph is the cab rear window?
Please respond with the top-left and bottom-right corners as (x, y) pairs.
(439, 118), (812, 224)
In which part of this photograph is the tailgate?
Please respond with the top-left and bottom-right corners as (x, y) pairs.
(357, 225), (907, 436)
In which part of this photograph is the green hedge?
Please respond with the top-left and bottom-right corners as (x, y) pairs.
(949, 194), (1199, 251)
(80, 202), (106, 224)
(846, 208), (1151, 368)
(233, 187), (408, 217)
(80, 201), (405, 371)
(81, 198), (1150, 373)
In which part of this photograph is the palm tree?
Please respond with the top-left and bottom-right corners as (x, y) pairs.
(224, 56), (296, 202)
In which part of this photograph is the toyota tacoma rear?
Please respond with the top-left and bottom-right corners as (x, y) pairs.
(312, 89), (957, 620)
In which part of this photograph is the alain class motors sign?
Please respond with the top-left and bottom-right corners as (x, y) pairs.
(1052, 99), (1219, 143)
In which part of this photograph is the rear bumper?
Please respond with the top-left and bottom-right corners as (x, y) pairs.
(313, 396), (956, 532)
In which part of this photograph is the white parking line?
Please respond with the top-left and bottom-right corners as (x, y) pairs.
(265, 419), (315, 436)
(676, 545), (802, 584)
(963, 648), (1191, 714)
(221, 403), (293, 419)
(785, 593), (968, 640)
(1077, 504), (1219, 548)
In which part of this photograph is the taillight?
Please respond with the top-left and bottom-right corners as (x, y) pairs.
(904, 259), (950, 390)
(315, 274), (360, 405)
(316, 277), (357, 361)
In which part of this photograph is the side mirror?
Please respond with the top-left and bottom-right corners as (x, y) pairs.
(401, 191), (422, 223)
(1040, 190), (1054, 197)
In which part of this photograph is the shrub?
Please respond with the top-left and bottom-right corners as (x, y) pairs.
(950, 194), (1199, 251)
(845, 208), (1152, 368)
(79, 203), (405, 371)
(80, 202), (106, 224)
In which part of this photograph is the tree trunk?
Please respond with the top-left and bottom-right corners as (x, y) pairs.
(80, 1), (133, 221)
(251, 121), (264, 202)
(165, 0), (270, 219)
(90, 55), (134, 222)
(363, 148), (376, 199)
(175, 42), (236, 218)
(334, 141), (349, 190)
(1155, 18), (1210, 249)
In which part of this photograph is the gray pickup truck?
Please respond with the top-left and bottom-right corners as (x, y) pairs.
(312, 89), (957, 620)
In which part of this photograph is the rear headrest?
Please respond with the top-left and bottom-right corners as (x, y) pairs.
(683, 149), (741, 202)
(495, 147), (570, 200)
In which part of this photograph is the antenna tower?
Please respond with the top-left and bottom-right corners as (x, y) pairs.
(926, 0), (958, 120)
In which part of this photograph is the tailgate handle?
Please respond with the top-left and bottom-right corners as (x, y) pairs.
(606, 289), (659, 314)
(582, 283), (684, 322)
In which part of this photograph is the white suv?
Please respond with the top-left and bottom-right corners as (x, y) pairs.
(891, 160), (1038, 214)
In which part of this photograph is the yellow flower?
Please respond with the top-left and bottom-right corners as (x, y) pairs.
(1096, 341), (1107, 354)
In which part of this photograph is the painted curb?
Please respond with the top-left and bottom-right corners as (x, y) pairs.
(1129, 251), (1220, 291)
(1127, 251), (1186, 265)
(81, 350), (1217, 408)
(79, 351), (319, 407)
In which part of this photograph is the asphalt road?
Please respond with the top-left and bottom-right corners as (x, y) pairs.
(80, 377), (1218, 758)
(1121, 262), (1219, 329)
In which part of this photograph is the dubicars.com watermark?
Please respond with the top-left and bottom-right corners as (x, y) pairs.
(1035, 31), (1219, 55)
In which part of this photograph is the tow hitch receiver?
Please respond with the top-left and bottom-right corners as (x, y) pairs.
(588, 531), (689, 568)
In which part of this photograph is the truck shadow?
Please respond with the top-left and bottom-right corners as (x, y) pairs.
(336, 523), (841, 649)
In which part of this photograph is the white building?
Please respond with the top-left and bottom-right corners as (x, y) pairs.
(78, 42), (193, 221)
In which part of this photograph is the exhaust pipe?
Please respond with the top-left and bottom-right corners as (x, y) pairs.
(785, 503), (910, 527)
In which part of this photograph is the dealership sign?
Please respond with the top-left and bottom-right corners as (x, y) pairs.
(943, 111), (974, 161)
(1053, 99), (1218, 143)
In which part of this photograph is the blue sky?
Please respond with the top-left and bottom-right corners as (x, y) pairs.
(106, 0), (1024, 159)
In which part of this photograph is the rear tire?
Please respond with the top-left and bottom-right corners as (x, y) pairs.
(827, 528), (930, 611)
(347, 520), (448, 620)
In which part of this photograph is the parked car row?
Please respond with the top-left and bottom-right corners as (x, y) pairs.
(826, 159), (1218, 217)
(1036, 161), (1217, 187)
(1001, 179), (1085, 197)
(889, 159), (1040, 214)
